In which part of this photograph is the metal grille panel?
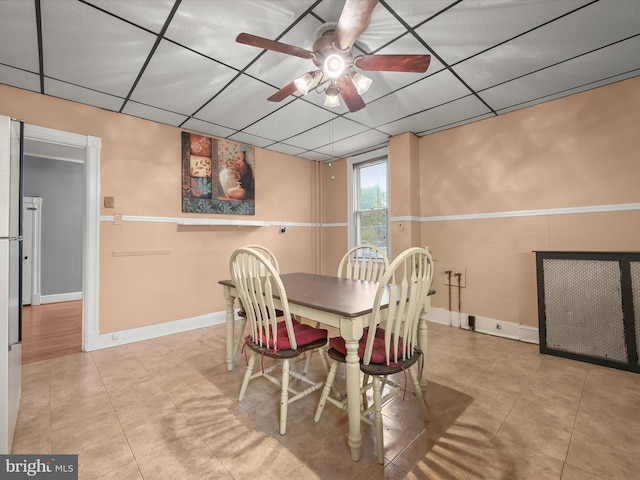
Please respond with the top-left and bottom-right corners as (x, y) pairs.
(632, 262), (640, 367)
(542, 259), (627, 363)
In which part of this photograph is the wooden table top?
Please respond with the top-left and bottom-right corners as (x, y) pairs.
(219, 272), (435, 318)
(220, 272), (380, 317)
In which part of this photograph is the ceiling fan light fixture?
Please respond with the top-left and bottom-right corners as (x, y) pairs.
(324, 54), (346, 78)
(352, 72), (372, 95)
(324, 85), (341, 107)
(294, 72), (316, 95)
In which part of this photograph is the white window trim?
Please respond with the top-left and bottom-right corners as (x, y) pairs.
(346, 146), (390, 252)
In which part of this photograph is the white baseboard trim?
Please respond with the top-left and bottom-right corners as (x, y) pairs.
(41, 292), (83, 304)
(84, 309), (240, 351)
(426, 307), (539, 344)
(84, 305), (539, 353)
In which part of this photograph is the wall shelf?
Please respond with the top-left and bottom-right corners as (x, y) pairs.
(177, 220), (269, 227)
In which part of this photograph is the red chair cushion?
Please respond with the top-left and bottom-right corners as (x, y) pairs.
(329, 328), (404, 364)
(259, 318), (327, 350)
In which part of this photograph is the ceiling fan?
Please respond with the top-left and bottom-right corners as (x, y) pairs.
(235, 0), (431, 112)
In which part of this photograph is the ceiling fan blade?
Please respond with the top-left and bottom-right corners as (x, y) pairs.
(333, 0), (378, 52)
(354, 54), (431, 73)
(236, 33), (315, 60)
(337, 76), (365, 112)
(267, 82), (298, 102)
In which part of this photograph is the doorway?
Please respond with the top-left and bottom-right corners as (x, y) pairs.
(22, 197), (41, 307)
(22, 125), (101, 354)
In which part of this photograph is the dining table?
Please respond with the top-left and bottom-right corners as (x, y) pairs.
(218, 272), (434, 462)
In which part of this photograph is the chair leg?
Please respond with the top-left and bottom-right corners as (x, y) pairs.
(314, 360), (339, 422)
(361, 373), (370, 409)
(238, 352), (255, 401)
(280, 359), (290, 435)
(408, 366), (429, 422)
(233, 317), (248, 356)
(372, 376), (385, 465)
(303, 350), (313, 374)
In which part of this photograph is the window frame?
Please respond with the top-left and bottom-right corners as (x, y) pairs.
(346, 147), (390, 256)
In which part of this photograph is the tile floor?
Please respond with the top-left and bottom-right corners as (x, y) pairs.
(12, 321), (640, 479)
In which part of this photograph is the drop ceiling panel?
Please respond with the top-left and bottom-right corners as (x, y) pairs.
(166, 0), (313, 71)
(414, 0), (588, 65)
(481, 35), (640, 111)
(44, 78), (126, 111)
(285, 117), (369, 150)
(455, 0), (640, 91)
(0, 0), (638, 162)
(129, 40), (238, 115)
(227, 131), (274, 148)
(84, 0), (176, 34)
(348, 69), (472, 130)
(314, 129), (389, 157)
(40, 0), (157, 97)
(181, 118), (236, 139)
(0, 66), (40, 93)
(122, 101), (189, 127)
(194, 74), (285, 130)
(383, 95), (492, 136)
(266, 143), (307, 156)
(0, 1), (39, 71)
(244, 99), (329, 140)
(299, 150), (334, 162)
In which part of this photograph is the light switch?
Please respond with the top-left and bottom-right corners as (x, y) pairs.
(104, 196), (115, 208)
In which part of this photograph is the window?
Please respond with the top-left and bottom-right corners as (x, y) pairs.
(347, 151), (389, 255)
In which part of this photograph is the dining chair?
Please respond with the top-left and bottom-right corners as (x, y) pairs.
(230, 247), (330, 435)
(233, 244), (280, 357)
(313, 246), (434, 464)
(303, 244), (390, 374)
(337, 244), (389, 282)
(317, 243), (392, 386)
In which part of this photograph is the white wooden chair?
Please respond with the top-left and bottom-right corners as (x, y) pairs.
(230, 247), (330, 435)
(313, 247), (434, 464)
(233, 244), (280, 357)
(337, 244), (389, 282)
(303, 244), (389, 374)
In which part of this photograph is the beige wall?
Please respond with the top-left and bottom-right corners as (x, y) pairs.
(0, 84), (318, 334)
(319, 158), (348, 275)
(3, 74), (640, 337)
(420, 76), (640, 327)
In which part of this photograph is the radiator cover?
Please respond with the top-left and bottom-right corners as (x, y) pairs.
(535, 251), (640, 373)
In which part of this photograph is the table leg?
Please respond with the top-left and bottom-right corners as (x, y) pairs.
(340, 318), (364, 462)
(224, 287), (236, 371)
(418, 298), (431, 400)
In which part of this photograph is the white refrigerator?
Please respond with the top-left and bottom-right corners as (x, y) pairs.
(0, 115), (22, 453)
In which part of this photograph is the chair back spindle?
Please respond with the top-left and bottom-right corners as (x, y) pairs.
(337, 244), (389, 282)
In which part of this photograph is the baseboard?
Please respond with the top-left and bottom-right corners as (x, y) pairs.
(40, 292), (83, 304)
(426, 307), (539, 344)
(84, 309), (240, 351)
(84, 305), (538, 352)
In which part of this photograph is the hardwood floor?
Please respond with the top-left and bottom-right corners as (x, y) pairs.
(21, 300), (82, 364)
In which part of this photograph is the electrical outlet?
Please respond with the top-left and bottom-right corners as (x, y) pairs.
(441, 266), (466, 287)
(279, 225), (287, 234)
(113, 213), (123, 225)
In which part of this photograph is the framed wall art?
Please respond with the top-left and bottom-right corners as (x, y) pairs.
(181, 132), (255, 214)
